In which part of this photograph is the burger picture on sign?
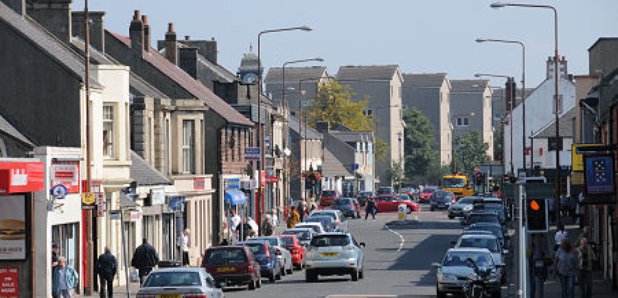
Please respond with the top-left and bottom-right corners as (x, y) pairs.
(0, 195), (26, 260)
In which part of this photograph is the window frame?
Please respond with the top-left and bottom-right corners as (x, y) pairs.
(182, 120), (195, 174)
(102, 104), (116, 159)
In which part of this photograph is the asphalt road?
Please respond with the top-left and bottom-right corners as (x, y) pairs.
(224, 206), (463, 298)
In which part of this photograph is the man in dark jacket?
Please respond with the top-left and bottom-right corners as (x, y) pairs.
(131, 238), (159, 286)
(96, 247), (117, 297)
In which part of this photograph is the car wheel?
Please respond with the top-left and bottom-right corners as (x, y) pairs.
(294, 263), (301, 270)
(492, 290), (502, 298)
(406, 206), (413, 214)
(305, 270), (316, 282)
(269, 273), (276, 283)
(436, 285), (446, 298)
(276, 270), (282, 280)
(448, 215), (454, 219)
(248, 280), (256, 290)
(281, 265), (286, 276)
(287, 266), (294, 275)
(351, 269), (359, 281)
(430, 207), (435, 211)
(256, 278), (262, 288)
(359, 267), (364, 279)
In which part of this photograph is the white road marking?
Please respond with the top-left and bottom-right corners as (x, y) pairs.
(385, 224), (405, 252)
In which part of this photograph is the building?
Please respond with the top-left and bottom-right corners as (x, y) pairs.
(264, 66), (330, 115)
(402, 73), (452, 166)
(288, 115), (323, 201)
(336, 65), (405, 186)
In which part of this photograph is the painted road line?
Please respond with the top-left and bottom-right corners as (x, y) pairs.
(385, 224), (405, 252)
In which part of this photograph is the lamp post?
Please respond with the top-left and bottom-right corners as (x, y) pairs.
(257, 26), (311, 232)
(476, 38), (527, 174)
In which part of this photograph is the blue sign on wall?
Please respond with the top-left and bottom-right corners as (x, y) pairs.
(584, 155), (615, 196)
(245, 147), (260, 160)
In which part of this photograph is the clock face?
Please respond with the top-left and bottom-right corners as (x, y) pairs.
(243, 72), (259, 84)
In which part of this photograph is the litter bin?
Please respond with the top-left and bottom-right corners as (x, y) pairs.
(158, 260), (182, 268)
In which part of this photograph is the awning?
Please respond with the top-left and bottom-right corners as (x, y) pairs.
(225, 189), (247, 205)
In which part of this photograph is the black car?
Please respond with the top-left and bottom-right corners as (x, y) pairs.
(332, 198), (360, 218)
(429, 191), (455, 211)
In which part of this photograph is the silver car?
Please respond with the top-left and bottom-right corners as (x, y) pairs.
(447, 196), (477, 219)
(309, 210), (349, 232)
(305, 232), (365, 282)
(433, 248), (502, 297)
(250, 236), (294, 275)
(282, 228), (315, 246)
(137, 267), (224, 298)
(454, 234), (507, 284)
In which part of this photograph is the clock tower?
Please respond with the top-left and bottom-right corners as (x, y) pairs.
(237, 46), (262, 85)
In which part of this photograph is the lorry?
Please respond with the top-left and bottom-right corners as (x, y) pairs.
(440, 173), (475, 198)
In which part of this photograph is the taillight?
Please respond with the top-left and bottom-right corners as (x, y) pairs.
(247, 262), (254, 273)
(335, 220), (341, 226)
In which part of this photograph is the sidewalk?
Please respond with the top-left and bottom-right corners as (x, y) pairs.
(81, 282), (141, 297)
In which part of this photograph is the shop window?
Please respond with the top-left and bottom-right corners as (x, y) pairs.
(103, 105), (115, 158)
(182, 120), (195, 174)
(52, 223), (80, 275)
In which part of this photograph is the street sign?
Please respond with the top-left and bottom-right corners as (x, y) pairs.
(50, 184), (68, 199)
(572, 144), (605, 171)
(225, 178), (241, 189)
(244, 147), (260, 160)
(264, 136), (271, 148)
(351, 163), (359, 171)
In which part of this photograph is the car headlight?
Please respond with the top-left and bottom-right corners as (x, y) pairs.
(463, 205), (473, 211)
(438, 273), (457, 283)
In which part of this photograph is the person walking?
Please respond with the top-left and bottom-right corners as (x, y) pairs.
(182, 229), (191, 266)
(236, 217), (252, 241)
(271, 208), (279, 227)
(298, 198), (307, 222)
(229, 209), (241, 242)
(555, 223), (568, 251)
(576, 237), (596, 298)
(131, 238), (160, 286)
(287, 206), (300, 228)
(51, 243), (60, 269)
(365, 197), (377, 220)
(96, 247), (117, 298)
(52, 257), (79, 298)
(554, 238), (578, 298)
(262, 214), (274, 236)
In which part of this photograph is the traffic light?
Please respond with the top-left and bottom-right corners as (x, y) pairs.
(526, 198), (548, 233)
(475, 172), (483, 186)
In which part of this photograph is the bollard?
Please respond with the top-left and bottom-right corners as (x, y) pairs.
(397, 203), (407, 221)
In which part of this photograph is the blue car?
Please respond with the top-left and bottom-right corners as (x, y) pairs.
(239, 241), (282, 283)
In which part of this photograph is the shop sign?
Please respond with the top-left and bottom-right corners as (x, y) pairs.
(150, 188), (165, 206)
(0, 268), (18, 297)
(584, 155), (615, 196)
(51, 162), (80, 193)
(194, 178), (205, 191)
(96, 193), (106, 217)
(0, 161), (44, 194)
(0, 195), (26, 260)
(225, 178), (241, 190)
(572, 144), (605, 171)
(81, 192), (96, 209)
(265, 176), (280, 183)
(129, 211), (142, 222)
(245, 147), (260, 160)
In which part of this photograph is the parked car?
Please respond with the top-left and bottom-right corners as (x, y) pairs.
(356, 191), (374, 206)
(304, 233), (365, 282)
(280, 234), (306, 270)
(332, 198), (361, 218)
(466, 223), (508, 249)
(429, 191), (456, 211)
(237, 241), (282, 283)
(462, 212), (503, 232)
(295, 222), (327, 234)
(433, 248), (502, 298)
(137, 268), (224, 297)
(250, 236), (294, 275)
(454, 234), (507, 284)
(419, 186), (439, 202)
(447, 196), (478, 219)
(376, 186), (395, 196)
(309, 210), (349, 232)
(200, 245), (261, 290)
(304, 216), (336, 232)
(281, 228), (315, 247)
(396, 193), (414, 202)
(319, 190), (339, 207)
(374, 195), (420, 213)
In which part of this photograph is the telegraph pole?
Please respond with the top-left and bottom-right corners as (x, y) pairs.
(83, 0), (94, 295)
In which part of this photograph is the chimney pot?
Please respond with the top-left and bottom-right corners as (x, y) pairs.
(185, 35), (190, 41)
(168, 22), (174, 33)
(133, 10), (140, 20)
(141, 15), (148, 24)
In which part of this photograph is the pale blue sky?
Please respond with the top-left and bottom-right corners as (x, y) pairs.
(76, 0), (618, 87)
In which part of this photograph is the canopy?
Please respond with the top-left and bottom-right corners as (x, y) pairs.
(225, 189), (247, 205)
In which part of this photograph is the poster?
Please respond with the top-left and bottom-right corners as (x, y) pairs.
(0, 268), (18, 297)
(0, 195), (26, 260)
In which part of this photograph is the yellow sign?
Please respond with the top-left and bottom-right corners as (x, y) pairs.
(82, 192), (95, 206)
(571, 172), (584, 185)
(572, 144), (604, 171)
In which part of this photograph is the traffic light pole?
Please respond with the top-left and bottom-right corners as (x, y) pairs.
(516, 184), (527, 297)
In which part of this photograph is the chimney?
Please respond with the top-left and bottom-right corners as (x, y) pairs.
(129, 10), (144, 57)
(164, 22), (177, 65)
(142, 15), (150, 52)
(71, 11), (105, 52)
(179, 47), (198, 79)
(315, 121), (330, 133)
(26, 0), (72, 43)
(184, 35), (190, 41)
(2, 0), (26, 16)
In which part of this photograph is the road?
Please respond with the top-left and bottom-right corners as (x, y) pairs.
(224, 206), (463, 298)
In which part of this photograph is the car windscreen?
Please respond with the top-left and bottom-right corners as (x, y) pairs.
(310, 235), (350, 247)
(468, 214), (499, 224)
(244, 243), (266, 255)
(282, 230), (312, 240)
(144, 271), (202, 287)
(431, 192), (451, 202)
(296, 224), (320, 233)
(280, 236), (294, 246)
(423, 188), (437, 194)
(469, 225), (503, 238)
(204, 248), (248, 265)
(333, 198), (352, 206)
(310, 213), (337, 222)
(458, 197), (477, 204)
(459, 238), (499, 252)
(441, 178), (465, 188)
(322, 191), (336, 196)
(253, 238), (278, 247)
(443, 251), (494, 267)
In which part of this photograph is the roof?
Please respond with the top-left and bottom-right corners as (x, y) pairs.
(288, 115), (322, 139)
(532, 107), (576, 139)
(329, 131), (373, 143)
(0, 112), (34, 146)
(0, 2), (102, 88)
(588, 37), (618, 51)
(162, 45), (238, 83)
(402, 73), (447, 88)
(450, 80), (490, 93)
(107, 31), (253, 126)
(336, 65), (399, 81)
(264, 66), (327, 84)
(130, 151), (172, 186)
(322, 147), (352, 177)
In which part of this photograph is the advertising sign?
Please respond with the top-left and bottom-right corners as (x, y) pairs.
(193, 178), (206, 191)
(572, 144), (605, 171)
(0, 161), (44, 194)
(150, 187), (165, 206)
(0, 195), (26, 260)
(82, 192), (96, 209)
(225, 178), (241, 190)
(584, 155), (616, 196)
(0, 268), (18, 297)
(51, 162), (80, 193)
(244, 147), (260, 160)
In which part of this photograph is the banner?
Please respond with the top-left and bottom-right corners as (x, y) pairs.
(0, 195), (26, 260)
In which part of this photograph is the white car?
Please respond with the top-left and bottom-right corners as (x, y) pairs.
(138, 268), (223, 298)
(250, 236), (294, 275)
(305, 233), (365, 282)
(295, 222), (326, 234)
(309, 210), (349, 232)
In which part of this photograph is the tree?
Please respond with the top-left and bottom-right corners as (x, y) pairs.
(402, 107), (439, 179)
(307, 81), (373, 131)
(452, 131), (489, 173)
(385, 161), (404, 191)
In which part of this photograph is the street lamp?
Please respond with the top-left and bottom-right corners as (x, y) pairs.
(476, 38), (527, 174)
(256, 26), (312, 233)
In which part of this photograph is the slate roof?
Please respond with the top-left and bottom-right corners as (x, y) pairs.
(402, 73), (447, 88)
(0, 112), (34, 146)
(161, 45), (238, 83)
(450, 80), (490, 93)
(336, 65), (399, 81)
(329, 131), (373, 143)
(264, 66), (327, 84)
(532, 107), (576, 139)
(0, 2), (102, 88)
(107, 31), (253, 126)
(322, 148), (352, 177)
(130, 151), (172, 186)
(288, 115), (322, 139)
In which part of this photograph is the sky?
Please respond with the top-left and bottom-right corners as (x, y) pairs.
(75, 0), (618, 88)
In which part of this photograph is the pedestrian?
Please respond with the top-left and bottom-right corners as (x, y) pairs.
(576, 237), (596, 298)
(182, 229), (191, 266)
(52, 256), (79, 298)
(298, 198), (307, 222)
(229, 209), (241, 242)
(96, 247), (117, 298)
(51, 243), (60, 269)
(554, 238), (578, 298)
(555, 223), (568, 251)
(247, 216), (259, 237)
(365, 197), (377, 220)
(271, 208), (279, 227)
(236, 217), (252, 241)
(287, 206), (300, 228)
(262, 214), (274, 236)
(576, 192), (585, 228)
(131, 238), (160, 286)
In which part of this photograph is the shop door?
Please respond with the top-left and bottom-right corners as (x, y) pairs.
(162, 214), (174, 260)
(52, 223), (80, 276)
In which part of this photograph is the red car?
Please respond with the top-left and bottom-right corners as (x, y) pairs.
(374, 195), (420, 213)
(419, 187), (438, 203)
(201, 245), (262, 290)
(279, 234), (306, 269)
(319, 190), (339, 207)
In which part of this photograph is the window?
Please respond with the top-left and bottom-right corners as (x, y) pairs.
(365, 109), (373, 117)
(103, 105), (115, 158)
(182, 120), (195, 174)
(164, 119), (170, 175)
(456, 117), (469, 127)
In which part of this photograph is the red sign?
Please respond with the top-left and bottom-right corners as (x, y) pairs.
(0, 268), (18, 297)
(0, 161), (44, 194)
(194, 178), (205, 191)
(260, 170), (266, 187)
(51, 161), (80, 193)
(265, 176), (280, 183)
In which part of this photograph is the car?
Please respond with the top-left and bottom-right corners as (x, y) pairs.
(419, 187), (439, 202)
(447, 196), (478, 219)
(466, 223), (508, 249)
(309, 210), (349, 232)
(281, 228), (315, 247)
(304, 232), (365, 282)
(304, 215), (336, 232)
(433, 248), (502, 298)
(137, 268), (224, 297)
(374, 195), (420, 213)
(474, 203), (508, 224)
(463, 212), (503, 231)
(200, 245), (261, 290)
(320, 190), (339, 207)
(461, 230), (495, 237)
(356, 191), (373, 206)
(332, 198), (361, 218)
(280, 234), (306, 270)
(237, 241), (282, 283)
(295, 222), (327, 234)
(376, 186), (395, 196)
(454, 234), (507, 284)
(396, 193), (414, 202)
(250, 236), (294, 276)
(429, 191), (456, 211)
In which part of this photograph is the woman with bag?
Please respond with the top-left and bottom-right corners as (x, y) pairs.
(52, 257), (79, 298)
(554, 238), (577, 298)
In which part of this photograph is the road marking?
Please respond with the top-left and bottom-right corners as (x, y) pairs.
(385, 224), (405, 252)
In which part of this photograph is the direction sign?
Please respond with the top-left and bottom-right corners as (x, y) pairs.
(245, 147), (260, 160)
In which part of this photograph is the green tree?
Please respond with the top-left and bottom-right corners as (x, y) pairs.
(452, 131), (489, 173)
(307, 81), (373, 131)
(374, 139), (388, 161)
(385, 161), (404, 191)
(402, 107), (439, 179)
